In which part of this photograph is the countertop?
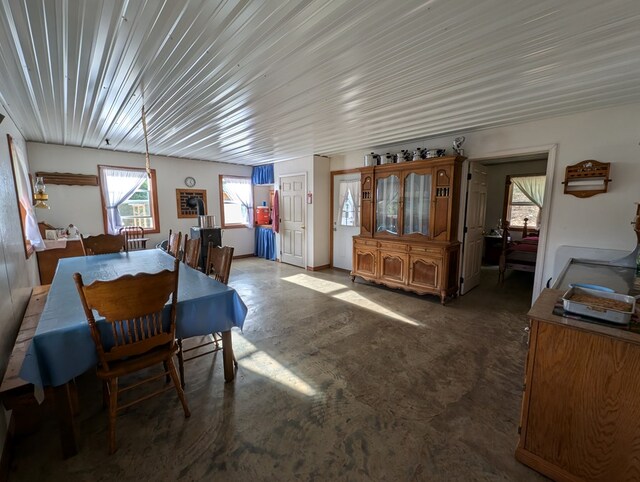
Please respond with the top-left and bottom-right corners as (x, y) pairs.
(529, 288), (640, 345)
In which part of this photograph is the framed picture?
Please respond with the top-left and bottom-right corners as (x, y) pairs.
(176, 188), (207, 218)
(45, 229), (57, 240)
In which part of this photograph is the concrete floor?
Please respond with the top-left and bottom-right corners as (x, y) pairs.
(9, 259), (546, 481)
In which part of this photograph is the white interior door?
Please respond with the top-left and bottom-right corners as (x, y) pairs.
(461, 163), (488, 294)
(280, 174), (306, 268)
(332, 173), (361, 270)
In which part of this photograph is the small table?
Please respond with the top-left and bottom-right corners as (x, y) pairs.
(21, 249), (247, 457)
(483, 234), (504, 265)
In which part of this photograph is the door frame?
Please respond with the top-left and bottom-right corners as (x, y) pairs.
(459, 144), (557, 302)
(330, 168), (361, 269)
(278, 172), (307, 267)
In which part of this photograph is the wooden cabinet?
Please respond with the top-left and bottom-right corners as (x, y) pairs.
(351, 156), (464, 304)
(36, 240), (84, 284)
(517, 289), (640, 481)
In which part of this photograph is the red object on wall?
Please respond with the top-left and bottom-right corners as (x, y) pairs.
(255, 206), (270, 225)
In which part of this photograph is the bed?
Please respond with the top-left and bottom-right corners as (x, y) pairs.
(498, 219), (539, 282)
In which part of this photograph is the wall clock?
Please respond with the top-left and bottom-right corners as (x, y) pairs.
(184, 176), (196, 187)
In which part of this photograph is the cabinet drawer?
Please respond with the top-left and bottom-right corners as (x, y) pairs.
(354, 238), (378, 248)
(408, 245), (444, 257)
(378, 241), (407, 253)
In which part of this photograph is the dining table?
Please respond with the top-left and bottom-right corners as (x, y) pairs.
(20, 249), (247, 457)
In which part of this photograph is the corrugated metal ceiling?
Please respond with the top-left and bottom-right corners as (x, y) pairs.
(0, 0), (639, 165)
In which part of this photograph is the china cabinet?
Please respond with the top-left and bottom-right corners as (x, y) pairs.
(351, 156), (465, 303)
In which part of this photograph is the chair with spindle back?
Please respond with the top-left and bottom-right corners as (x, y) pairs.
(167, 230), (182, 258)
(177, 243), (235, 387)
(205, 245), (234, 285)
(119, 226), (146, 251)
(182, 235), (201, 270)
(80, 234), (126, 256)
(73, 258), (190, 454)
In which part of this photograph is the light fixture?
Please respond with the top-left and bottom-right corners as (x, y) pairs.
(33, 176), (50, 209)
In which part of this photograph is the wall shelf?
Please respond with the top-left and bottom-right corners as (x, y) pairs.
(562, 160), (611, 198)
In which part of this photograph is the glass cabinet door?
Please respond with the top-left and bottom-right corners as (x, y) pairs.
(403, 172), (432, 236)
(376, 175), (400, 234)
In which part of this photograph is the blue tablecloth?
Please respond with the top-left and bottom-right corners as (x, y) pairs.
(21, 250), (247, 387)
(255, 227), (276, 260)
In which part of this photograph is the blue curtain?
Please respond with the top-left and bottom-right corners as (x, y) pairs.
(252, 164), (274, 185)
(255, 227), (276, 260)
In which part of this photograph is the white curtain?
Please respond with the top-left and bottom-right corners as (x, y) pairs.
(9, 140), (45, 250)
(100, 167), (147, 234)
(512, 175), (545, 226)
(338, 179), (360, 226)
(223, 177), (253, 226)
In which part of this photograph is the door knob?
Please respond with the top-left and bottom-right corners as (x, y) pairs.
(301, 226), (305, 229)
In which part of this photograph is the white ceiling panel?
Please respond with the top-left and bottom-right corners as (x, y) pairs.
(0, 0), (639, 165)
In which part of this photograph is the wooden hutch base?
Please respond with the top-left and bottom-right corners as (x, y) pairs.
(351, 237), (460, 304)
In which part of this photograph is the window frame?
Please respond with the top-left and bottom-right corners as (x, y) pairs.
(502, 173), (545, 231)
(219, 175), (253, 229)
(7, 135), (34, 259)
(98, 165), (160, 235)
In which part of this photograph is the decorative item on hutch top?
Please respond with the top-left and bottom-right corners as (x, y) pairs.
(351, 153), (466, 304)
(424, 148), (447, 158)
(453, 136), (465, 155)
(562, 160), (611, 198)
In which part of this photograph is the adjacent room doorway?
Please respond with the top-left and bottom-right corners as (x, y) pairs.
(279, 173), (306, 268)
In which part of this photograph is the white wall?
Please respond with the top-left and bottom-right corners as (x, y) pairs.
(330, 102), (640, 297)
(26, 143), (255, 255)
(312, 155), (331, 267)
(483, 159), (548, 236)
(0, 106), (39, 459)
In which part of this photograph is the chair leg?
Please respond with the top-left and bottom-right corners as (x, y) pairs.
(102, 380), (109, 409)
(177, 339), (185, 388)
(213, 332), (220, 348)
(107, 378), (118, 454)
(166, 358), (191, 418)
(163, 360), (170, 384)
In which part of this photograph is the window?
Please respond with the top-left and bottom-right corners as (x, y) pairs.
(338, 179), (360, 227)
(7, 135), (44, 257)
(219, 176), (252, 228)
(99, 165), (160, 234)
(505, 175), (545, 229)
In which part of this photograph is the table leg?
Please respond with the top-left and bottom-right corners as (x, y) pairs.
(53, 382), (78, 458)
(221, 330), (235, 383)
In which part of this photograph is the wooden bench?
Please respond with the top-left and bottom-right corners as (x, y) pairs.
(0, 285), (51, 436)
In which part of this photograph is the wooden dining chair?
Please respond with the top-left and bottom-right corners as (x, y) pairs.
(119, 226), (146, 251)
(182, 235), (201, 270)
(205, 244), (234, 285)
(73, 258), (190, 454)
(80, 234), (126, 256)
(167, 229), (182, 258)
(177, 243), (235, 387)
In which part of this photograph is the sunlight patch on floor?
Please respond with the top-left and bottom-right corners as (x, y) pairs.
(282, 273), (421, 326)
(332, 290), (422, 326)
(234, 333), (317, 397)
(282, 273), (348, 294)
